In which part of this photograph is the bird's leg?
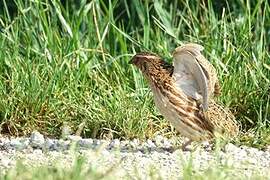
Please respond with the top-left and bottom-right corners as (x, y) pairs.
(181, 139), (193, 151)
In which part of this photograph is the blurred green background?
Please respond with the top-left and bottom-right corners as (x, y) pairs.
(0, 0), (269, 147)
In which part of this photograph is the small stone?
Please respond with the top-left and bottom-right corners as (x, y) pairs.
(163, 139), (173, 149)
(109, 139), (120, 149)
(146, 139), (156, 148)
(118, 141), (130, 152)
(224, 143), (239, 153)
(21, 138), (30, 148)
(245, 146), (263, 156)
(101, 149), (110, 156)
(79, 139), (94, 148)
(45, 138), (56, 150)
(154, 135), (166, 147)
(30, 131), (45, 149)
(100, 139), (109, 145)
(238, 148), (248, 156)
(93, 139), (101, 145)
(92, 139), (106, 149)
(33, 149), (43, 154)
(123, 140), (130, 145)
(57, 139), (70, 150)
(129, 139), (140, 149)
(201, 141), (212, 151)
(10, 138), (23, 149)
(67, 135), (82, 142)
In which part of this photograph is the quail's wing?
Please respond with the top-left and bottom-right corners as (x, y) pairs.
(180, 43), (221, 97)
(173, 46), (209, 111)
(175, 43), (204, 55)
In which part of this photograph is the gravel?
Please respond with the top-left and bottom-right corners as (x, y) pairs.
(0, 131), (270, 179)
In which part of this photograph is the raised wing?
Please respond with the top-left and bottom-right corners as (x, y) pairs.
(180, 44), (221, 96)
(173, 44), (209, 111)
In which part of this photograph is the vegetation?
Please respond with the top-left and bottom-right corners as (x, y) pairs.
(0, 0), (269, 147)
(1, 154), (269, 180)
(0, 153), (269, 180)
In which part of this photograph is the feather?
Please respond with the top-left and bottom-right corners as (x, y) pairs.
(173, 44), (209, 111)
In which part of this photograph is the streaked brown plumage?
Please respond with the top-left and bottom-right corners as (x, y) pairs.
(130, 46), (238, 147)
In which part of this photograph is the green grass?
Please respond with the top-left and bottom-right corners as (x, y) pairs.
(1, 157), (114, 180)
(0, 0), (269, 147)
